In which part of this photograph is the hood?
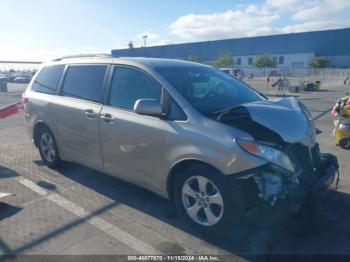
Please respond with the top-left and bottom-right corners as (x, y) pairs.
(216, 97), (316, 147)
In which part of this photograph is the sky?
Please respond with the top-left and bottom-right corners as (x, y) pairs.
(0, 0), (349, 62)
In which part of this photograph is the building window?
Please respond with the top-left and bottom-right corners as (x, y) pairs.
(273, 57), (278, 65)
(248, 57), (253, 65)
(236, 57), (241, 66)
(279, 56), (284, 65)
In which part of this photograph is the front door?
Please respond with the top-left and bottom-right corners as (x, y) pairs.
(99, 66), (170, 193)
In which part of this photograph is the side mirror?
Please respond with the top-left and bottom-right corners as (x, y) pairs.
(134, 99), (163, 117)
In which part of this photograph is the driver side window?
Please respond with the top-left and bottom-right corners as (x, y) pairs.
(109, 66), (161, 110)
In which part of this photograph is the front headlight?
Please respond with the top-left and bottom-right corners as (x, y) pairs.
(237, 140), (294, 172)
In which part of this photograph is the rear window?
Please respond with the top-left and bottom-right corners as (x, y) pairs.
(32, 65), (65, 94)
(62, 65), (107, 102)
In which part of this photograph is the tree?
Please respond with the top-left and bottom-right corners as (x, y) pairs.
(214, 51), (234, 68)
(186, 55), (202, 63)
(253, 54), (276, 68)
(309, 58), (330, 68)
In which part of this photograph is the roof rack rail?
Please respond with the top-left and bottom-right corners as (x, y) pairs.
(52, 53), (112, 61)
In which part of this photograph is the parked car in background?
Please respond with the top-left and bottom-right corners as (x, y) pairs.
(219, 68), (232, 75)
(23, 55), (338, 237)
(14, 74), (31, 83)
(219, 68), (244, 80)
(0, 75), (9, 82)
(4, 72), (17, 83)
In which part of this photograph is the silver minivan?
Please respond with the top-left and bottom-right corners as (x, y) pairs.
(24, 55), (338, 236)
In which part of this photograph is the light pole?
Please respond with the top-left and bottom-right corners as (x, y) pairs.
(143, 35), (148, 57)
(143, 35), (148, 48)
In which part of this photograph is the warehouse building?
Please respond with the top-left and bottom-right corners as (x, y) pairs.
(111, 28), (350, 68)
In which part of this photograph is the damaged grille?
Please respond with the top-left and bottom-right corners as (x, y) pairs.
(286, 144), (313, 171)
(285, 143), (322, 189)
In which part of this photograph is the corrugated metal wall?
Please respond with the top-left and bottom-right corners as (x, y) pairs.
(111, 28), (350, 62)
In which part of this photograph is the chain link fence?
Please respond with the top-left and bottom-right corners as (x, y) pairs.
(2, 62), (350, 97)
(231, 67), (350, 96)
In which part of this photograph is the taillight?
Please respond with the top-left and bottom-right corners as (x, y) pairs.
(21, 93), (29, 104)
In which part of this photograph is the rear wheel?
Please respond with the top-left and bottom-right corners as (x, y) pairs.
(339, 137), (350, 150)
(38, 126), (61, 168)
(174, 164), (244, 238)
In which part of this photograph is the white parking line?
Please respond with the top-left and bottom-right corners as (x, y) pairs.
(15, 177), (48, 197)
(15, 177), (162, 255)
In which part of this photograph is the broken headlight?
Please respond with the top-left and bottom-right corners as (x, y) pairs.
(237, 140), (295, 172)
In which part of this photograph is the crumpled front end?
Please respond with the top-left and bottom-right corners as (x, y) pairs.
(235, 144), (338, 214)
(213, 97), (339, 213)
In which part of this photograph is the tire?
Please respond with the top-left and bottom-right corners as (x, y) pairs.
(37, 126), (61, 168)
(174, 164), (245, 238)
(339, 137), (350, 150)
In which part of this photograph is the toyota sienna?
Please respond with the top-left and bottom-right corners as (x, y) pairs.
(23, 55), (338, 236)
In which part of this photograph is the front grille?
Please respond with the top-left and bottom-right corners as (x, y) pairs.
(286, 144), (313, 171)
(285, 143), (319, 188)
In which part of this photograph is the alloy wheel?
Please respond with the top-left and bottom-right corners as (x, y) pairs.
(181, 175), (224, 226)
(40, 133), (56, 162)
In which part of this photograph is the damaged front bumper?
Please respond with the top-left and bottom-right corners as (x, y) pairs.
(236, 150), (339, 216)
(312, 154), (339, 192)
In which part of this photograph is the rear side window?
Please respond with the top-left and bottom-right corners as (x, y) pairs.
(62, 65), (107, 102)
(32, 65), (65, 94)
(109, 66), (161, 110)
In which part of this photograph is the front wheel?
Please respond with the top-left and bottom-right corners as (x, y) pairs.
(174, 164), (244, 238)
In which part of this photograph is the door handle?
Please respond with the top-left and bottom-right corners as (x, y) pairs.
(100, 113), (114, 123)
(84, 109), (98, 119)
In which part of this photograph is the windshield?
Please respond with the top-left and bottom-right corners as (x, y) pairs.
(155, 66), (265, 115)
